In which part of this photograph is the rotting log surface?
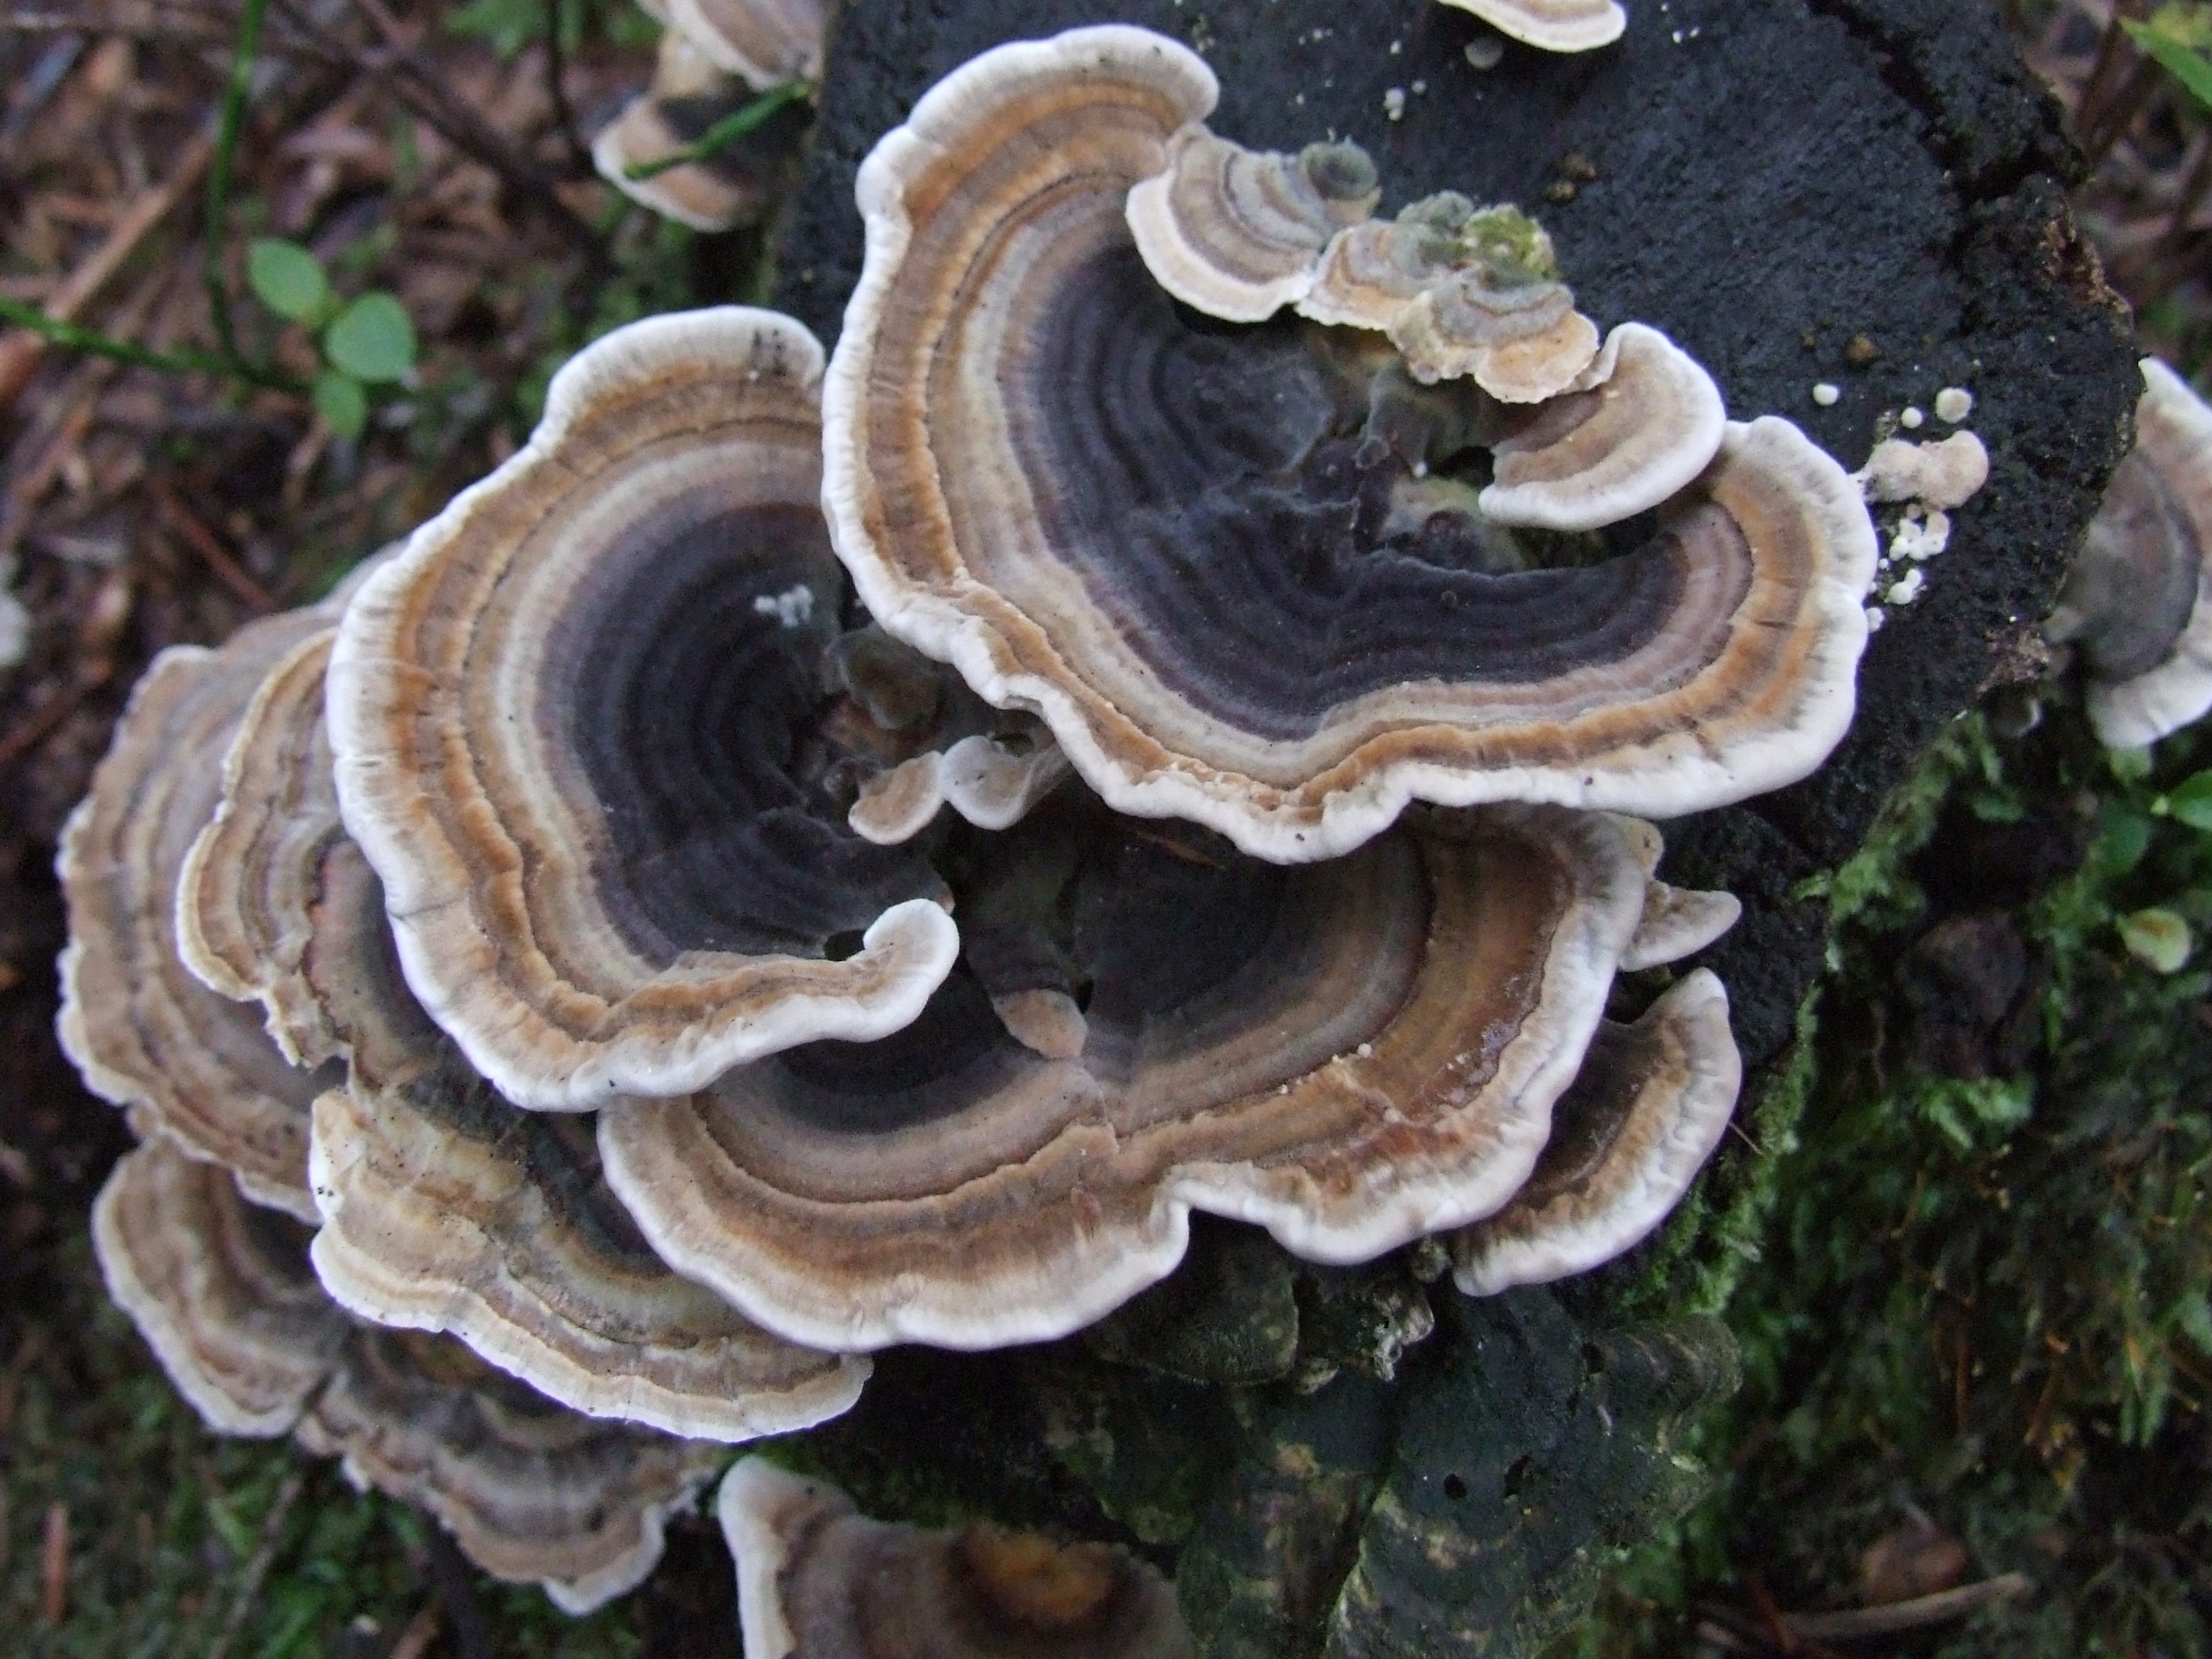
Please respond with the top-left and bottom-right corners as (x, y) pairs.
(773, 0), (2141, 1071)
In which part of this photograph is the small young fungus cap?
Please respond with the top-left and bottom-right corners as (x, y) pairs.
(1126, 128), (1379, 323)
(328, 307), (957, 1109)
(1435, 0), (1628, 53)
(718, 1458), (1193, 1659)
(1481, 322), (1728, 532)
(1451, 969), (1742, 1295)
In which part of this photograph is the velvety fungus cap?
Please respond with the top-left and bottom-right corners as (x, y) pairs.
(328, 307), (957, 1109)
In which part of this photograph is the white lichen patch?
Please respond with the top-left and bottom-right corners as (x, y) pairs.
(1384, 86), (1407, 120)
(752, 584), (816, 628)
(1465, 34), (1505, 69)
(1885, 568), (1925, 606)
(1900, 406), (1924, 429)
(1935, 386), (1974, 423)
(1812, 382), (1841, 407)
(1864, 604), (1886, 633)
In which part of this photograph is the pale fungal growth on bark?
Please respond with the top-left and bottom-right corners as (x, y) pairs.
(2048, 358), (2212, 749)
(92, 1138), (349, 1435)
(1451, 969), (1741, 1295)
(328, 309), (958, 1110)
(593, 30), (779, 232)
(297, 1330), (724, 1615)
(57, 606), (341, 1219)
(719, 1458), (1194, 1659)
(1388, 263), (1602, 400)
(600, 804), (1653, 1351)
(1481, 322), (1728, 531)
(1856, 429), (1991, 511)
(1606, 812), (1745, 973)
(825, 26), (1878, 863)
(1127, 128), (1379, 322)
(1436, 0), (1628, 54)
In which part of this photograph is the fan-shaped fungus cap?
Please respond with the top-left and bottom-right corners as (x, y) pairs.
(178, 627), (353, 1068)
(827, 36), (1879, 863)
(298, 1328), (724, 1615)
(1604, 813), (1743, 972)
(329, 308), (956, 1109)
(1451, 970), (1741, 1294)
(592, 31), (780, 232)
(600, 804), (1649, 1350)
(1127, 128), (1379, 323)
(1436, 0), (1628, 52)
(58, 609), (342, 1217)
(718, 1458), (1192, 1659)
(663, 0), (826, 88)
(2049, 358), (2212, 750)
(1481, 323), (1729, 532)
(92, 1138), (349, 1435)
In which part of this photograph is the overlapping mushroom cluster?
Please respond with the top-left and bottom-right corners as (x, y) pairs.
(60, 22), (1885, 1626)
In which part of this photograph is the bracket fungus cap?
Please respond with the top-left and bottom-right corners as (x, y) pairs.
(1435, 0), (1628, 52)
(592, 30), (777, 232)
(718, 1458), (1193, 1659)
(1481, 323), (1728, 532)
(58, 610), (342, 1217)
(328, 307), (957, 1109)
(660, 0), (827, 88)
(600, 804), (1650, 1351)
(92, 1138), (349, 1436)
(1452, 968), (1742, 1295)
(298, 1329), (724, 1615)
(2050, 357), (2212, 750)
(1126, 128), (1379, 323)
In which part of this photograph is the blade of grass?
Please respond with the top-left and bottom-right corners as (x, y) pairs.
(622, 79), (812, 181)
(0, 297), (303, 393)
(202, 0), (270, 366)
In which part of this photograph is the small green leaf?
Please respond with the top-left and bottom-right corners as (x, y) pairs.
(2120, 907), (2194, 974)
(2108, 744), (2156, 784)
(2168, 770), (2212, 831)
(2090, 801), (2155, 878)
(323, 292), (416, 384)
(312, 370), (368, 440)
(2125, 17), (2212, 110)
(246, 239), (330, 324)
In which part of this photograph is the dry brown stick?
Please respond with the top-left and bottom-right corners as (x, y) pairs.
(1781, 1573), (2034, 1641)
(39, 1502), (67, 1624)
(151, 480), (280, 612)
(0, 124), (216, 419)
(2082, 55), (2164, 168)
(386, 1599), (444, 1659)
(203, 1466), (308, 1659)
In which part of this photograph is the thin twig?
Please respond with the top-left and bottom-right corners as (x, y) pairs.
(268, 0), (602, 263)
(420, 1512), (496, 1659)
(152, 480), (281, 611)
(39, 1502), (66, 1624)
(542, 0), (592, 178)
(623, 79), (812, 180)
(1780, 1572), (2034, 1641)
(203, 0), (272, 366)
(0, 126), (217, 415)
(203, 1467), (308, 1659)
(0, 297), (297, 393)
